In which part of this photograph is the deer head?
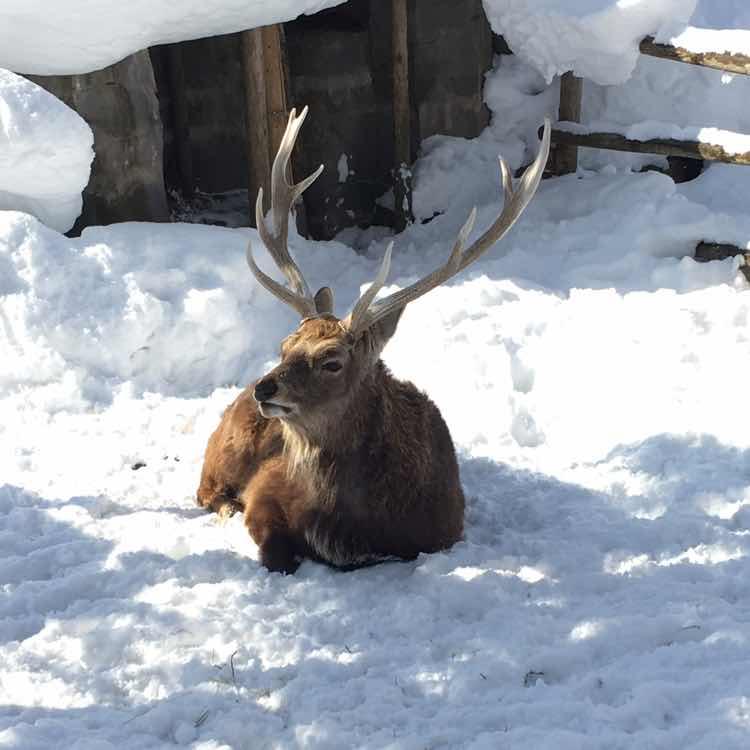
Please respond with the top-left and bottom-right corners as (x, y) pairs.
(248, 107), (551, 432)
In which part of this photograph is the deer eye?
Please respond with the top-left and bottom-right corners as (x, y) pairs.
(321, 361), (342, 373)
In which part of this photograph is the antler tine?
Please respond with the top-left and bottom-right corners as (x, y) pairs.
(346, 118), (551, 336)
(247, 106), (325, 319)
(246, 240), (316, 319)
(456, 116), (551, 274)
(347, 242), (394, 333)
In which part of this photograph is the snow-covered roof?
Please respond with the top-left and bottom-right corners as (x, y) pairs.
(0, 0), (346, 75)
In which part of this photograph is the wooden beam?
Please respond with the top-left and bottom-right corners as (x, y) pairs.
(550, 127), (750, 166)
(392, 0), (413, 231)
(553, 72), (582, 175)
(240, 25), (290, 225)
(695, 241), (750, 282)
(640, 36), (750, 76)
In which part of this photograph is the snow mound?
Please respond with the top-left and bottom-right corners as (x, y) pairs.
(0, 212), (358, 401)
(0, 0), (346, 75)
(0, 70), (93, 233)
(483, 0), (697, 85)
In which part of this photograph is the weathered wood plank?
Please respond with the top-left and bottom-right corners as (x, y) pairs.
(550, 127), (750, 165)
(553, 72), (583, 175)
(640, 36), (750, 76)
(392, 0), (413, 231)
(695, 241), (750, 282)
(240, 24), (290, 225)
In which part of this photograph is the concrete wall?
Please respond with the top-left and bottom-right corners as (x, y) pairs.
(33, 51), (168, 232)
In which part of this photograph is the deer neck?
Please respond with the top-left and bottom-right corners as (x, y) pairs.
(280, 361), (387, 474)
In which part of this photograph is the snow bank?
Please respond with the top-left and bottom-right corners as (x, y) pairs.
(0, 211), (358, 401)
(482, 0), (697, 85)
(2, 156), (748, 413)
(0, 70), (93, 233)
(0, 0), (346, 75)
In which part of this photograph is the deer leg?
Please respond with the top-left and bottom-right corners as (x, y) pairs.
(196, 483), (243, 517)
(257, 531), (301, 575)
(244, 490), (302, 574)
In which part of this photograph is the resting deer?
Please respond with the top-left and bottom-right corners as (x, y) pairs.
(197, 108), (551, 573)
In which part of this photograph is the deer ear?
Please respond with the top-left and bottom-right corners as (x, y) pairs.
(314, 286), (334, 315)
(362, 307), (405, 358)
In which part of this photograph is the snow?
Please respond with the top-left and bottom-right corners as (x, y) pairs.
(0, 0), (346, 75)
(482, 0), (697, 85)
(0, 70), (93, 233)
(483, 0), (750, 85)
(661, 27), (750, 57)
(2, 2), (750, 747)
(556, 120), (750, 156)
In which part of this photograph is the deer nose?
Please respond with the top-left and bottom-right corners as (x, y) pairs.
(254, 378), (278, 402)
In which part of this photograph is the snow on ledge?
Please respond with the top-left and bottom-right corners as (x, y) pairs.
(557, 119), (750, 156)
(0, 0), (346, 75)
(0, 70), (93, 233)
(657, 26), (750, 57)
(482, 0), (698, 85)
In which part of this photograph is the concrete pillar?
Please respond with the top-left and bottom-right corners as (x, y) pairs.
(33, 50), (168, 232)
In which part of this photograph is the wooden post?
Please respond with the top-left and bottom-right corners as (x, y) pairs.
(554, 71), (583, 175)
(241, 24), (290, 225)
(392, 0), (413, 231)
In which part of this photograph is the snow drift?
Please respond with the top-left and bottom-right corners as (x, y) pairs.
(0, 70), (93, 233)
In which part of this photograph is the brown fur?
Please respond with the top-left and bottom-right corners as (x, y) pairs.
(197, 314), (464, 573)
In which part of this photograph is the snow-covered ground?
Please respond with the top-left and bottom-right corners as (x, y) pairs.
(2, 138), (750, 748)
(2, 0), (750, 748)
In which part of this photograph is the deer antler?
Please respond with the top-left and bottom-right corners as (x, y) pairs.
(246, 107), (324, 319)
(346, 119), (551, 336)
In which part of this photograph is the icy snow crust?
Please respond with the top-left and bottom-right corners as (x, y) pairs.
(0, 70), (93, 233)
(2, 135), (750, 746)
(0, 0), (346, 75)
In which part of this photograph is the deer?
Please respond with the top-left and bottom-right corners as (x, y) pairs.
(196, 107), (551, 574)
